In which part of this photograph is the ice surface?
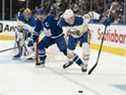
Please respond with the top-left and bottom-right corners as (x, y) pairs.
(0, 41), (126, 95)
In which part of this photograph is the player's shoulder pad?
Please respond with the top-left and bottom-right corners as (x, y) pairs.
(46, 15), (54, 21)
(43, 18), (50, 29)
(57, 18), (69, 28)
(74, 16), (84, 25)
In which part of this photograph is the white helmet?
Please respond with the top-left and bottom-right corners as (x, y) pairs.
(62, 9), (74, 19)
(62, 9), (75, 25)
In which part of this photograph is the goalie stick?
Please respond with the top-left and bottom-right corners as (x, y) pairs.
(0, 47), (17, 53)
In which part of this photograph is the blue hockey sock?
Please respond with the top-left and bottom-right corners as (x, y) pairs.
(73, 55), (84, 65)
(39, 55), (46, 64)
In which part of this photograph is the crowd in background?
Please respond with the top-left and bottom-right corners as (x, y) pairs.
(0, 0), (124, 24)
(30, 0), (124, 24)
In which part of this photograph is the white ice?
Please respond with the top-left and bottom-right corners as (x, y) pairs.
(0, 41), (126, 95)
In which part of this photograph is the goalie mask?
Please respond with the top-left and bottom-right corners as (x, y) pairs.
(23, 8), (32, 18)
(62, 9), (75, 25)
(16, 21), (24, 30)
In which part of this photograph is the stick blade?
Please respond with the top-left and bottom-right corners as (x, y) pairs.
(88, 63), (98, 75)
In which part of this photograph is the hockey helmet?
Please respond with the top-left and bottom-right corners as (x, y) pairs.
(62, 9), (75, 25)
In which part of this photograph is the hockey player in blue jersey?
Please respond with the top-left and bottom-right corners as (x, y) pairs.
(28, 10), (87, 72)
(25, 9), (46, 60)
(58, 9), (101, 70)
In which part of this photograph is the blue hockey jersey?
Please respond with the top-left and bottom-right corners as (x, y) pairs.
(58, 16), (84, 27)
(58, 16), (89, 38)
(17, 13), (36, 27)
(43, 15), (63, 39)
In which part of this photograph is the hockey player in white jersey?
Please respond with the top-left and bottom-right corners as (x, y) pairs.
(58, 9), (100, 70)
(13, 21), (28, 58)
(13, 21), (35, 59)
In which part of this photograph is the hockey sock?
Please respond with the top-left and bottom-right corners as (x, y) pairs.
(73, 55), (84, 66)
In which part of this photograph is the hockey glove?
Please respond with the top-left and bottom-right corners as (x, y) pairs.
(103, 16), (113, 26)
(28, 39), (34, 47)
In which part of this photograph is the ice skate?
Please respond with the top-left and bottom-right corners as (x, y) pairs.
(80, 64), (88, 72)
(63, 61), (73, 69)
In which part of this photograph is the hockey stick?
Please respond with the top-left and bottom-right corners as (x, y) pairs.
(35, 38), (40, 65)
(88, 25), (107, 75)
(0, 47), (17, 53)
(88, 4), (114, 75)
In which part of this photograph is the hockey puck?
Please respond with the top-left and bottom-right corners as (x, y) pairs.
(78, 90), (83, 93)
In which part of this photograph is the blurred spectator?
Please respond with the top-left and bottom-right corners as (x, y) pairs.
(15, 0), (125, 24)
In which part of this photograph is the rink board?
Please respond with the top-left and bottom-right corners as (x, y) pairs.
(0, 21), (126, 56)
(0, 34), (15, 40)
(0, 21), (16, 40)
(89, 24), (126, 56)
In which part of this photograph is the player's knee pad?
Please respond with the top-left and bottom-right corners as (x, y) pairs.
(67, 49), (84, 65)
(66, 49), (76, 60)
(82, 43), (90, 62)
